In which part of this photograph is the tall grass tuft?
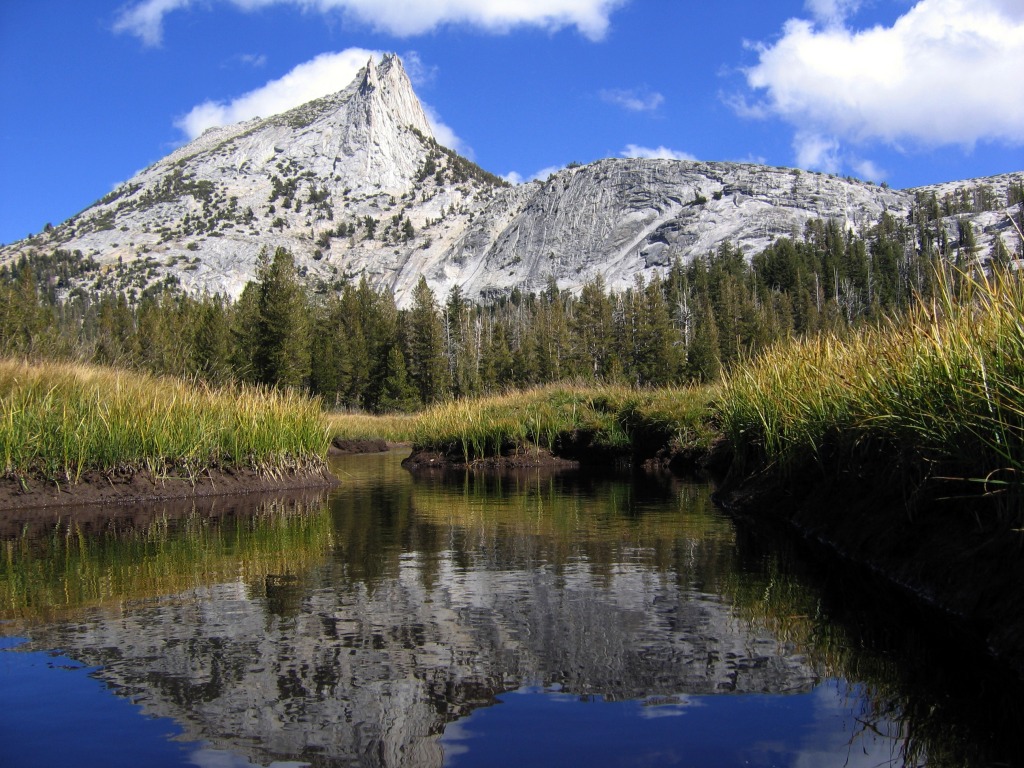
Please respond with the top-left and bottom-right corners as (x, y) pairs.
(0, 358), (331, 484)
(717, 268), (1024, 509)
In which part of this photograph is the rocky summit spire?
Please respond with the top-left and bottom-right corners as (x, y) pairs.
(352, 53), (433, 142)
(358, 55), (378, 95)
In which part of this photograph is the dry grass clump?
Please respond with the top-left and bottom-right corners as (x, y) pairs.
(325, 411), (418, 443)
(717, 269), (1024, 505)
(0, 358), (331, 483)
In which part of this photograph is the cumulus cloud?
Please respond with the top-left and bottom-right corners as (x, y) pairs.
(600, 88), (664, 112)
(621, 144), (696, 161)
(115, 0), (625, 45)
(176, 48), (381, 138)
(743, 0), (1024, 153)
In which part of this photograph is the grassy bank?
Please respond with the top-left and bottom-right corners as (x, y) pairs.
(718, 269), (1024, 513)
(0, 358), (331, 486)
(400, 384), (717, 464)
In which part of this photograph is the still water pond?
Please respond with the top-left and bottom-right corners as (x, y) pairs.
(1, 450), (1021, 767)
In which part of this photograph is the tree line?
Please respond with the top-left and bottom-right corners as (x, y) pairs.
(2, 209), (1020, 412)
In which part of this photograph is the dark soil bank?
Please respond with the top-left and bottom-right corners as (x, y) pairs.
(0, 465), (339, 513)
(328, 437), (393, 455)
(402, 446), (580, 473)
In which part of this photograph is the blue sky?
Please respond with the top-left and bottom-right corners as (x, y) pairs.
(2, 0), (1023, 245)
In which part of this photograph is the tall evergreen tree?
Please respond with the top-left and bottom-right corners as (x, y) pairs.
(193, 295), (233, 384)
(252, 247), (311, 388)
(407, 276), (448, 404)
(571, 276), (616, 381)
(687, 299), (722, 383)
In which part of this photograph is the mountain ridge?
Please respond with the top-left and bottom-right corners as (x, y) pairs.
(3, 53), (1022, 308)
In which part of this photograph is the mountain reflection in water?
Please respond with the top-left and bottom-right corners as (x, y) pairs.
(0, 450), (1021, 767)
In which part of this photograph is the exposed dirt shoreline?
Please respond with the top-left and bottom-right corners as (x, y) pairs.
(328, 437), (397, 455)
(0, 435), (403, 515)
(0, 465), (339, 514)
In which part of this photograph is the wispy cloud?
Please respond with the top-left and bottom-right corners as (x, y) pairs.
(237, 53), (267, 68)
(115, 0), (626, 45)
(793, 132), (841, 174)
(600, 88), (664, 113)
(852, 158), (887, 182)
(113, 0), (192, 46)
(621, 144), (695, 161)
(420, 101), (469, 156)
(803, 0), (862, 27)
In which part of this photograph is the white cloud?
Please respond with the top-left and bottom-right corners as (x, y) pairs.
(743, 0), (1024, 153)
(621, 144), (696, 161)
(175, 48), (381, 139)
(116, 0), (625, 45)
(600, 88), (664, 112)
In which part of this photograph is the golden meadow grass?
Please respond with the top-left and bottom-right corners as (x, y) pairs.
(325, 411), (418, 443)
(0, 358), (331, 483)
(407, 383), (716, 462)
(717, 269), (1024, 498)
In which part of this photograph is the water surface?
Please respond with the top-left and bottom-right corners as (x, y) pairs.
(1, 450), (1020, 766)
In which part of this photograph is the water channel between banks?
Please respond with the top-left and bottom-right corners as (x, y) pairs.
(0, 449), (1021, 767)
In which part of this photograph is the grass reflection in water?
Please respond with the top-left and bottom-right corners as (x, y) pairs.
(0, 490), (333, 626)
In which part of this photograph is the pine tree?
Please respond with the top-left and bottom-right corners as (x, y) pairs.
(252, 247), (311, 388)
(687, 299), (721, 383)
(193, 295), (233, 385)
(230, 283), (261, 382)
(378, 344), (419, 412)
(633, 275), (677, 386)
(407, 276), (448, 404)
(571, 276), (616, 381)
